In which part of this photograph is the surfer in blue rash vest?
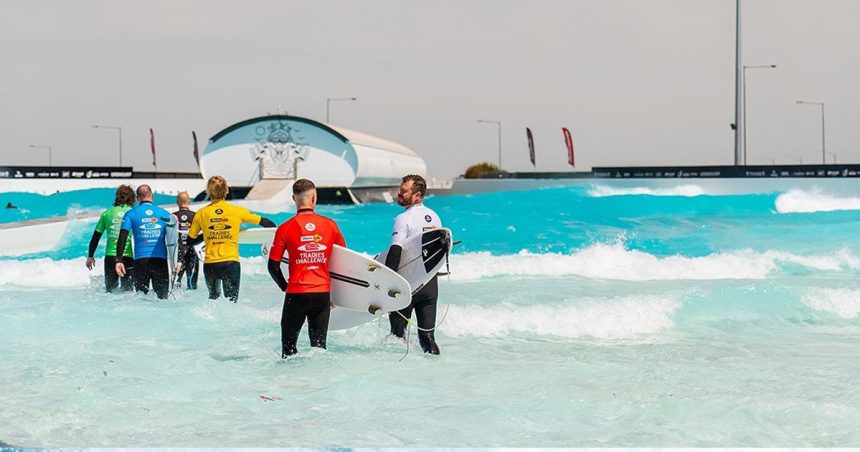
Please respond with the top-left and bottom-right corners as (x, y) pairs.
(113, 185), (175, 300)
(385, 174), (443, 355)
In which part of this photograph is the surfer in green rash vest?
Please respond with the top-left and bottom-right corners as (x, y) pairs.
(86, 184), (136, 292)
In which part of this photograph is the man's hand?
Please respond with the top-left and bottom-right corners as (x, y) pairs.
(174, 261), (183, 275)
(115, 262), (126, 277)
(86, 257), (96, 271)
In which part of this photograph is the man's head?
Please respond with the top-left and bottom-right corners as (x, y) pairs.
(114, 184), (135, 207)
(176, 191), (191, 208)
(207, 176), (229, 201)
(292, 179), (317, 209)
(397, 174), (427, 207)
(136, 184), (154, 203)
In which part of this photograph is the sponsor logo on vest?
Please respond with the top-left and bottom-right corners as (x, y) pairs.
(298, 242), (327, 252)
(305, 222), (316, 232)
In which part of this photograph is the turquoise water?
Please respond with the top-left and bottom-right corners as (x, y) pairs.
(0, 189), (176, 225)
(2, 184), (860, 447)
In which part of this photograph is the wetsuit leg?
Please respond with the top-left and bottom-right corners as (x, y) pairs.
(151, 258), (170, 300)
(119, 257), (135, 291)
(186, 256), (199, 290)
(221, 262), (241, 302)
(133, 258), (150, 294)
(104, 256), (120, 292)
(414, 276), (440, 355)
(281, 293), (310, 357)
(389, 303), (414, 338)
(203, 263), (222, 300)
(305, 293), (331, 349)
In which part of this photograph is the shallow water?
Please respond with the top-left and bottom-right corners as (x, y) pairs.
(1, 184), (860, 447)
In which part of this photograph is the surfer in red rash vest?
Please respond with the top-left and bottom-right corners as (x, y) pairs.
(267, 179), (346, 358)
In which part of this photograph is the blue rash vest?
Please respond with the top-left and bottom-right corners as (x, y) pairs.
(120, 201), (173, 260)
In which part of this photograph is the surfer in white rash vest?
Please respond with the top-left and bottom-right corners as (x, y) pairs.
(385, 174), (443, 355)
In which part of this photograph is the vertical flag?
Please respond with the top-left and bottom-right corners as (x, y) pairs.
(192, 131), (200, 167)
(562, 127), (575, 167)
(526, 127), (535, 168)
(149, 128), (157, 168)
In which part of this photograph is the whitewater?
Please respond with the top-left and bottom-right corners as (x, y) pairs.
(2, 184), (860, 447)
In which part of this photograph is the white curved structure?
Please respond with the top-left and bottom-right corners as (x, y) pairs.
(201, 115), (426, 189)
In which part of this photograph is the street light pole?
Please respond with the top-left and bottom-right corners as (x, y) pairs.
(733, 0), (743, 166)
(742, 64), (777, 165)
(28, 145), (52, 166)
(92, 125), (123, 166)
(476, 119), (502, 168)
(325, 97), (357, 123)
(796, 101), (825, 164)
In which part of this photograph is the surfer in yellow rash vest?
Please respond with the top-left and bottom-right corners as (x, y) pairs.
(181, 176), (276, 302)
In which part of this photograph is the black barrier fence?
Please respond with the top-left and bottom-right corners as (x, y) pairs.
(0, 166), (201, 179)
(475, 164), (860, 179)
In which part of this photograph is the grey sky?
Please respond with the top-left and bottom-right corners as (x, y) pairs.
(1, 0), (858, 178)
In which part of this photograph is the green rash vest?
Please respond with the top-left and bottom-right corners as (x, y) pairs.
(95, 205), (133, 257)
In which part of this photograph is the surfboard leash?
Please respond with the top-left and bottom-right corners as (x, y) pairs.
(399, 322), (412, 362)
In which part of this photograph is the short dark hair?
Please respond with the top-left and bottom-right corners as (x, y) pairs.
(293, 179), (316, 195)
(402, 174), (427, 197)
(114, 185), (135, 207)
(136, 184), (153, 199)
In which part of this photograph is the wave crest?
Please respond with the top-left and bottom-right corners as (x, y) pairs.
(775, 189), (860, 213)
(442, 296), (679, 339)
(803, 288), (860, 319)
(588, 184), (706, 197)
(448, 244), (860, 282)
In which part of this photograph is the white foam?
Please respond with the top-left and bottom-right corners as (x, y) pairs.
(0, 257), (97, 288)
(442, 295), (679, 339)
(775, 189), (860, 213)
(4, 245), (860, 288)
(588, 184), (706, 197)
(447, 243), (860, 282)
(803, 288), (860, 319)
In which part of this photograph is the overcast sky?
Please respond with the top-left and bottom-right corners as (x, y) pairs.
(1, 0), (858, 178)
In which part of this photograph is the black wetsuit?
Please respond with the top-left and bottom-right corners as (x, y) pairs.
(103, 256), (135, 292)
(280, 292), (331, 357)
(132, 257), (170, 299)
(173, 207), (199, 290)
(204, 261), (241, 302)
(389, 276), (440, 354)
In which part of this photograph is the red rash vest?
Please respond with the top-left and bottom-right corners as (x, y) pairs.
(269, 209), (345, 294)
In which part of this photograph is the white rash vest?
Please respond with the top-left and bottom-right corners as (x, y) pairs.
(390, 203), (443, 248)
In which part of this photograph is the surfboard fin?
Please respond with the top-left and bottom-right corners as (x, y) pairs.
(387, 289), (401, 298)
(368, 305), (381, 315)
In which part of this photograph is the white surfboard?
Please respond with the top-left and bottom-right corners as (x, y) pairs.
(191, 227), (276, 262)
(330, 229), (455, 330)
(164, 214), (179, 276)
(193, 241), (205, 261)
(263, 241), (412, 318)
(240, 227), (279, 244)
(376, 228), (453, 294)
